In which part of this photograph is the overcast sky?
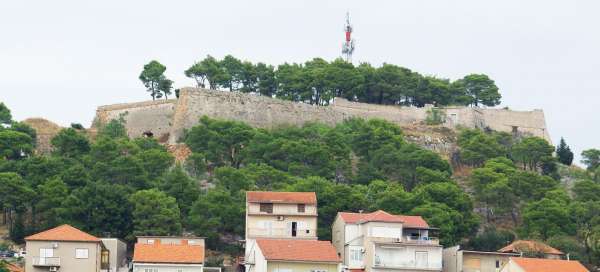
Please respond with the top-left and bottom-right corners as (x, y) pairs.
(1, 0), (598, 163)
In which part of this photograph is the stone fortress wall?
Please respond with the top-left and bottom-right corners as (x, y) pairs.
(93, 87), (551, 144)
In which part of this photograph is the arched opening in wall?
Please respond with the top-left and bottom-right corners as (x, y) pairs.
(512, 126), (519, 135)
(143, 131), (154, 138)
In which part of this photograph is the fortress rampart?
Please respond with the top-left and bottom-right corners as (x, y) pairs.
(93, 87), (551, 144)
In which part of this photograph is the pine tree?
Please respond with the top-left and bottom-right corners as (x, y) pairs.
(556, 137), (574, 165)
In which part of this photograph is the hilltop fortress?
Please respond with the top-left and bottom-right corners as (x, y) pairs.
(93, 87), (551, 144)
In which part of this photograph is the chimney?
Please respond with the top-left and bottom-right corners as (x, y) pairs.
(566, 253), (570, 260)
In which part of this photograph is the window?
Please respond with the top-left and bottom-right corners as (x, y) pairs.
(350, 249), (363, 262)
(311, 270), (327, 272)
(297, 204), (305, 213)
(496, 260), (500, 268)
(144, 269), (158, 272)
(75, 248), (89, 259)
(260, 203), (273, 213)
(147, 239), (155, 244)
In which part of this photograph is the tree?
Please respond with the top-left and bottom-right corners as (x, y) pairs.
(188, 189), (244, 248)
(581, 149), (600, 170)
(35, 178), (68, 229)
(0, 130), (33, 160)
(255, 62), (277, 96)
(512, 137), (554, 171)
(0, 102), (11, 124)
(457, 129), (506, 166)
(135, 149), (174, 180)
(51, 128), (90, 158)
(521, 197), (574, 240)
(129, 189), (182, 237)
(219, 55), (244, 91)
(139, 60), (173, 100)
(61, 181), (132, 238)
(463, 227), (514, 251)
(556, 137), (574, 165)
(0, 173), (34, 237)
(157, 165), (199, 218)
(97, 117), (128, 139)
(185, 62), (209, 88)
(456, 74), (501, 106)
(184, 116), (255, 168)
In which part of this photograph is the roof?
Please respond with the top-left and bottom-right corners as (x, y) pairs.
(461, 250), (519, 256)
(25, 224), (100, 242)
(133, 243), (205, 264)
(510, 257), (589, 272)
(5, 263), (24, 272)
(498, 240), (563, 255)
(247, 191), (317, 204)
(338, 210), (430, 228)
(256, 239), (340, 263)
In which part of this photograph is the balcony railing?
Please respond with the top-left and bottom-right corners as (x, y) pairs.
(247, 227), (317, 238)
(373, 259), (442, 270)
(33, 257), (61, 266)
(371, 236), (439, 245)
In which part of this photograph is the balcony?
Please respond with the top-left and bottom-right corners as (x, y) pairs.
(33, 257), (61, 267)
(373, 259), (442, 271)
(247, 227), (317, 239)
(370, 236), (439, 245)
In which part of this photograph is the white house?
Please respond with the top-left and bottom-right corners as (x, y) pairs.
(132, 236), (205, 272)
(331, 210), (442, 272)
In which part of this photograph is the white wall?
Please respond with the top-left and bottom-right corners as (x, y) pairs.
(133, 263), (203, 272)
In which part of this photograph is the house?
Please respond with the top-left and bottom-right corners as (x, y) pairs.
(245, 191), (319, 260)
(132, 236), (205, 272)
(442, 245), (519, 272)
(25, 224), (110, 272)
(245, 239), (340, 272)
(499, 257), (589, 272)
(497, 240), (563, 260)
(331, 210), (443, 272)
(100, 238), (128, 272)
(4, 263), (24, 272)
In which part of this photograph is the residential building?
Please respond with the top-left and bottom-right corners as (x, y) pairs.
(25, 224), (110, 272)
(245, 239), (340, 272)
(497, 240), (563, 260)
(442, 245), (519, 272)
(332, 210), (442, 272)
(100, 238), (128, 272)
(132, 236), (205, 272)
(245, 191), (318, 259)
(500, 257), (588, 272)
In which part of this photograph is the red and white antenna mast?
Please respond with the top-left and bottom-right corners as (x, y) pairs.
(342, 12), (355, 63)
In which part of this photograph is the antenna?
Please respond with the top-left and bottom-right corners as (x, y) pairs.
(342, 12), (355, 63)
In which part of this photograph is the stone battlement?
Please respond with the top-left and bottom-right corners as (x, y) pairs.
(93, 87), (551, 144)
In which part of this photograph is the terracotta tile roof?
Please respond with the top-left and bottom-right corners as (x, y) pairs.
(338, 210), (430, 228)
(247, 191), (317, 204)
(133, 243), (205, 264)
(256, 239), (340, 263)
(6, 263), (24, 272)
(498, 240), (563, 255)
(510, 257), (589, 272)
(24, 224), (100, 242)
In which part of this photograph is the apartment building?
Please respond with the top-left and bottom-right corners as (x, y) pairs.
(332, 210), (442, 272)
(245, 239), (340, 272)
(132, 236), (205, 272)
(245, 191), (318, 259)
(443, 245), (519, 272)
(25, 224), (110, 272)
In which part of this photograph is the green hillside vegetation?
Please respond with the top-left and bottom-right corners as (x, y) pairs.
(142, 56), (502, 107)
(0, 102), (599, 268)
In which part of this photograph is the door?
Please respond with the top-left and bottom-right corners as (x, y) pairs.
(291, 222), (297, 237)
(39, 248), (53, 265)
(415, 251), (428, 268)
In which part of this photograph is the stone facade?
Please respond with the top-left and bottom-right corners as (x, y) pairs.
(93, 87), (551, 144)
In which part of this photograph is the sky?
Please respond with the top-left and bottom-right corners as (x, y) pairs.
(1, 0), (599, 163)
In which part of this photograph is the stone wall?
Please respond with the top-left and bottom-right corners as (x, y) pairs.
(92, 87), (551, 144)
(94, 99), (176, 141)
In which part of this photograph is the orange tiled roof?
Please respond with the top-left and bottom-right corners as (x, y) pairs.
(247, 191), (317, 204)
(338, 210), (430, 228)
(498, 240), (563, 255)
(510, 257), (589, 272)
(24, 224), (100, 242)
(133, 243), (205, 264)
(6, 263), (24, 272)
(256, 239), (340, 263)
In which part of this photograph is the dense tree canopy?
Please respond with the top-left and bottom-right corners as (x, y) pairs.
(184, 55), (502, 107)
